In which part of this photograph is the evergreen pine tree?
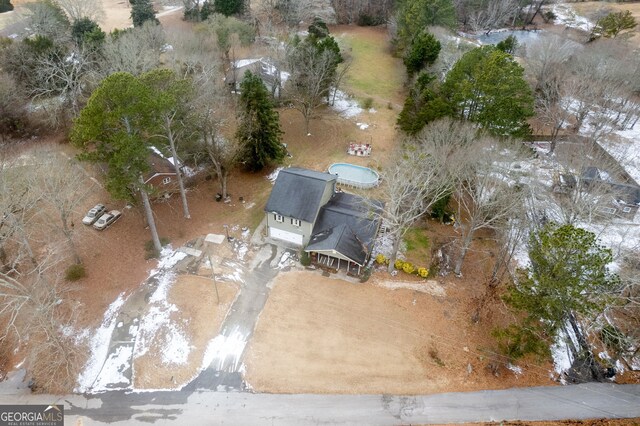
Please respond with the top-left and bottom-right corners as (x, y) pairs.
(403, 30), (441, 76)
(71, 17), (106, 47)
(131, 0), (159, 27)
(213, 0), (244, 16)
(397, 72), (453, 135)
(236, 71), (285, 172)
(0, 0), (13, 13)
(442, 46), (534, 137)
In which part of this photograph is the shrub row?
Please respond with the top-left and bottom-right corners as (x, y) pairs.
(375, 254), (429, 278)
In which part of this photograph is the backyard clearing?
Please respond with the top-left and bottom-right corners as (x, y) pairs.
(244, 271), (555, 394)
(133, 275), (238, 389)
(564, 1), (640, 45)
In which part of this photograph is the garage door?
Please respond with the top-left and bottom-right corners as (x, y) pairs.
(269, 227), (303, 245)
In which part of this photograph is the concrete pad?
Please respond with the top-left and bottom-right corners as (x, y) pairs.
(179, 247), (203, 257)
(205, 234), (226, 245)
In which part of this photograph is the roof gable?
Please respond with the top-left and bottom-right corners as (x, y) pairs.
(264, 168), (337, 223)
(306, 192), (383, 265)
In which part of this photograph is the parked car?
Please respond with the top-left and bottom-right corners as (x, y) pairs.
(93, 210), (122, 230)
(82, 204), (107, 225)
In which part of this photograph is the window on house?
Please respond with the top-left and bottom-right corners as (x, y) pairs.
(274, 214), (284, 223)
(162, 177), (172, 185)
(291, 218), (301, 227)
(597, 206), (616, 215)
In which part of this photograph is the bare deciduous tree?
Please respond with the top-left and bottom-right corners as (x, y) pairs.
(273, 0), (317, 28)
(202, 120), (239, 200)
(0, 268), (80, 393)
(467, 0), (519, 32)
(99, 22), (165, 77)
(21, 0), (71, 42)
(0, 157), (42, 272)
(452, 137), (527, 276)
(285, 44), (341, 134)
(30, 46), (98, 118)
(165, 27), (221, 88)
(0, 72), (29, 142)
(56, 0), (105, 22)
(27, 148), (93, 264)
(372, 119), (472, 272)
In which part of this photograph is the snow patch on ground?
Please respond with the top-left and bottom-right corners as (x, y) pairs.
(135, 249), (192, 365)
(331, 89), (362, 118)
(156, 247), (188, 270)
(78, 248), (193, 393)
(552, 4), (594, 32)
(551, 324), (581, 380)
(356, 122), (369, 130)
(266, 167), (283, 184)
(276, 251), (296, 269)
(507, 363), (523, 376)
(222, 270), (244, 283)
(75, 293), (126, 393)
(601, 121), (640, 184)
(161, 325), (192, 365)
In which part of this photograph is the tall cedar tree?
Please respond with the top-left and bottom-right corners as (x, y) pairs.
(442, 46), (534, 137)
(214, 0), (244, 16)
(71, 17), (106, 47)
(404, 30), (441, 76)
(395, 0), (456, 52)
(397, 72), (453, 135)
(130, 0), (159, 27)
(236, 71), (284, 171)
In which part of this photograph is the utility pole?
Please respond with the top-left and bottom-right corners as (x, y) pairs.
(208, 254), (220, 305)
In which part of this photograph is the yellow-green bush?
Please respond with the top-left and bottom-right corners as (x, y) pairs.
(375, 254), (387, 264)
(394, 259), (405, 269)
(402, 262), (415, 274)
(418, 267), (429, 278)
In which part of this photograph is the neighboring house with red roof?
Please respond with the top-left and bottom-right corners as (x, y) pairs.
(143, 151), (180, 198)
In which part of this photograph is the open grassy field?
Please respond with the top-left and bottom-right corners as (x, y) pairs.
(334, 25), (407, 108)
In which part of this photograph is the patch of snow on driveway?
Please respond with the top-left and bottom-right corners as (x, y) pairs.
(91, 345), (133, 392)
(202, 326), (247, 372)
(75, 293), (126, 393)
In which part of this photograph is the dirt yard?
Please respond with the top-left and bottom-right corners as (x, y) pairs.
(1, 0), (180, 33)
(133, 275), (238, 389)
(244, 270), (555, 394)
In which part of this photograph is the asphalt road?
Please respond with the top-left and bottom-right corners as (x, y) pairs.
(1, 383), (639, 425)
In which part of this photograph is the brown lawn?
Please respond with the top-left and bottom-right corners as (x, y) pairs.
(133, 275), (238, 389)
(244, 270), (556, 394)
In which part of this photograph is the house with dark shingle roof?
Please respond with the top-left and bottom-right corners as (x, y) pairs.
(265, 167), (383, 274)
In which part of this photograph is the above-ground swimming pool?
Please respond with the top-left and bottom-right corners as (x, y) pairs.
(328, 163), (380, 189)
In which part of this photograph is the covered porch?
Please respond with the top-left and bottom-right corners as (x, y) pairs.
(308, 250), (364, 276)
